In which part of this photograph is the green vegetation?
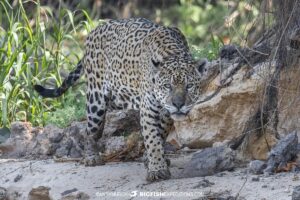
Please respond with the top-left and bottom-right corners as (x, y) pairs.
(0, 0), (261, 129)
(191, 35), (223, 60)
(0, 0), (92, 128)
(159, 0), (260, 45)
(44, 91), (86, 128)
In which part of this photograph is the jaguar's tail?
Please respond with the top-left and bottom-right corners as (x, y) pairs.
(34, 60), (84, 98)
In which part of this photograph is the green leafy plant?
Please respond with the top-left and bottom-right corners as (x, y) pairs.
(159, 0), (260, 47)
(0, 0), (95, 128)
(44, 89), (86, 128)
(191, 35), (223, 60)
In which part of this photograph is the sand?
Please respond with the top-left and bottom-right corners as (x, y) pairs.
(0, 156), (299, 200)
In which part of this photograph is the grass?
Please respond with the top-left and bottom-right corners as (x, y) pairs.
(0, 0), (95, 128)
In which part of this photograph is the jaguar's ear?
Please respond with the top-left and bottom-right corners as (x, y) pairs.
(151, 58), (161, 84)
(195, 58), (208, 76)
(151, 58), (162, 75)
(151, 58), (160, 69)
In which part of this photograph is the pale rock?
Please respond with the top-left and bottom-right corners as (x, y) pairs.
(249, 160), (267, 174)
(182, 146), (236, 178)
(0, 187), (7, 200)
(292, 186), (300, 200)
(264, 132), (298, 174)
(10, 122), (32, 140)
(103, 110), (140, 137)
(46, 125), (64, 143)
(278, 66), (300, 136)
(60, 191), (90, 200)
(104, 136), (126, 154)
(28, 186), (52, 200)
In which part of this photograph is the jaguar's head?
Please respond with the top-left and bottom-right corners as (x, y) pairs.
(152, 56), (213, 121)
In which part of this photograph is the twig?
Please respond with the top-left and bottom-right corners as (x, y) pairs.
(3, 160), (38, 176)
(235, 173), (248, 200)
(272, 0), (298, 63)
(53, 157), (81, 163)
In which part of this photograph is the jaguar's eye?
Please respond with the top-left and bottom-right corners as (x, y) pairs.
(187, 83), (194, 89)
(164, 84), (172, 89)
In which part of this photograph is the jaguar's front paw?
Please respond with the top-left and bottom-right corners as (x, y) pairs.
(146, 169), (171, 182)
(83, 154), (105, 166)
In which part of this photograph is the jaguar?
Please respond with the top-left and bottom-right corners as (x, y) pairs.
(34, 18), (217, 181)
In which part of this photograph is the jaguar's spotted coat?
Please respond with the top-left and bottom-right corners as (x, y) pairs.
(35, 18), (217, 181)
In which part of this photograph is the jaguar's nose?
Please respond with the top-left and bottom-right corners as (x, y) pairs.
(172, 96), (185, 110)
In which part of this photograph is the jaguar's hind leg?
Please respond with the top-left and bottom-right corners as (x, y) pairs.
(84, 87), (107, 166)
(83, 47), (108, 166)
